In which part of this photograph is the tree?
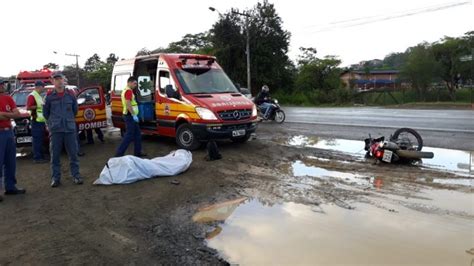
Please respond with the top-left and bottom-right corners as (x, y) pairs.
(210, 11), (248, 88)
(458, 31), (474, 85)
(84, 53), (102, 72)
(297, 47), (318, 65)
(136, 48), (152, 56)
(247, 1), (294, 92)
(62, 64), (85, 87)
(106, 53), (119, 65)
(295, 53), (342, 93)
(150, 47), (169, 54)
(83, 53), (119, 91)
(210, 1), (294, 94)
(85, 63), (114, 91)
(382, 52), (407, 69)
(401, 43), (439, 101)
(295, 47), (344, 102)
(165, 33), (213, 54)
(43, 62), (59, 70)
(431, 36), (466, 100)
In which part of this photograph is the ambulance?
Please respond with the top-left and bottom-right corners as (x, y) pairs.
(110, 54), (258, 150)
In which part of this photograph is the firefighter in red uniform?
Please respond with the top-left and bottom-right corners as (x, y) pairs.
(0, 79), (28, 202)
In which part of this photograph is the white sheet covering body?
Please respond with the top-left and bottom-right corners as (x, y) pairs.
(94, 150), (192, 185)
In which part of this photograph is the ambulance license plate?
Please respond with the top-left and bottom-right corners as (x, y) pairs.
(232, 129), (246, 137)
(17, 136), (32, 144)
(382, 150), (393, 163)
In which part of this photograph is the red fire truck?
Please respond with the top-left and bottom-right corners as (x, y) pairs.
(15, 68), (54, 91)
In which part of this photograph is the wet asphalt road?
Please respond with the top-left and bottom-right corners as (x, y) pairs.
(283, 107), (474, 133)
(280, 107), (474, 150)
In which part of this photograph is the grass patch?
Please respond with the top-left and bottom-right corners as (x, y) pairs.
(273, 87), (473, 107)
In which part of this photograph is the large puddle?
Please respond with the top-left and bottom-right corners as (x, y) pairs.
(194, 198), (474, 265)
(286, 135), (474, 176)
(288, 135), (366, 156)
(289, 160), (370, 186)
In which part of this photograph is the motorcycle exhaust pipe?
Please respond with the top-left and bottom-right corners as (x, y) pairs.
(396, 150), (434, 159)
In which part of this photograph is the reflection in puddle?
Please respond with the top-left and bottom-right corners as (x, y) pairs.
(287, 135), (474, 175)
(192, 197), (247, 223)
(291, 160), (369, 186)
(202, 199), (473, 265)
(288, 135), (365, 156)
(432, 178), (473, 187)
(419, 177), (474, 187)
(378, 188), (474, 216)
(422, 147), (473, 175)
(205, 226), (223, 240)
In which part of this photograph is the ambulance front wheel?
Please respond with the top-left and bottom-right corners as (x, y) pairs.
(176, 123), (201, 151)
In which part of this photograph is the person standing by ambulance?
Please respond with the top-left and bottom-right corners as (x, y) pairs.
(44, 72), (84, 187)
(114, 76), (146, 157)
(0, 79), (28, 201)
(26, 80), (48, 163)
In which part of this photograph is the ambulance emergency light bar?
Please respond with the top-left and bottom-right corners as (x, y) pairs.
(178, 55), (216, 68)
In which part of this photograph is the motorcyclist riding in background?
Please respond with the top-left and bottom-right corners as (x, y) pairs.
(255, 85), (273, 119)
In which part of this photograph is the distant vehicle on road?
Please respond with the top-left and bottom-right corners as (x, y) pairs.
(257, 98), (285, 124)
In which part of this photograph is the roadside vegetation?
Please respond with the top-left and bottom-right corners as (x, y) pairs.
(33, 1), (473, 106)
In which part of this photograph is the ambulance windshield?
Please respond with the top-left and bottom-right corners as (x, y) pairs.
(175, 68), (239, 94)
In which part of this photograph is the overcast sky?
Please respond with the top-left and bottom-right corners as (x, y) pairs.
(1, 0), (472, 76)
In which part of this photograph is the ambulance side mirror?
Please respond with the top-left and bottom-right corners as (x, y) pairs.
(165, 85), (180, 100)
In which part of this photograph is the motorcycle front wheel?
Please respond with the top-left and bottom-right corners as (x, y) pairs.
(274, 110), (286, 124)
(391, 128), (423, 151)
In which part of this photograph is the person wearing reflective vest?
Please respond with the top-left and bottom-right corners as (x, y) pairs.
(114, 76), (146, 157)
(26, 80), (48, 163)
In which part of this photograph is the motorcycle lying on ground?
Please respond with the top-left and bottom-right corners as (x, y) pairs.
(257, 99), (286, 123)
(364, 128), (434, 163)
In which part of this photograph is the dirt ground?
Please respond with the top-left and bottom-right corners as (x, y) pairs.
(0, 123), (472, 265)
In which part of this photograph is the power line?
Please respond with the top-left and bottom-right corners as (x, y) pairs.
(326, 1), (467, 26)
(302, 1), (471, 34)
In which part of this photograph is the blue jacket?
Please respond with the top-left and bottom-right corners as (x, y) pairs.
(44, 89), (78, 133)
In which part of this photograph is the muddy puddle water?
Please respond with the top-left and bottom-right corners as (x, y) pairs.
(287, 135), (474, 176)
(291, 160), (370, 186)
(288, 135), (366, 156)
(196, 199), (473, 265)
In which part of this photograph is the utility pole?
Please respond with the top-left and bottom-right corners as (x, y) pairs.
(66, 53), (80, 88)
(245, 15), (251, 93)
(232, 10), (252, 93)
(54, 51), (81, 87)
(209, 7), (252, 92)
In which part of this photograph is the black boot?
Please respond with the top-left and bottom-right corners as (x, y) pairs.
(205, 140), (222, 161)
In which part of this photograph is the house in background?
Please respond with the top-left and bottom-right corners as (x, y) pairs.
(341, 70), (400, 91)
